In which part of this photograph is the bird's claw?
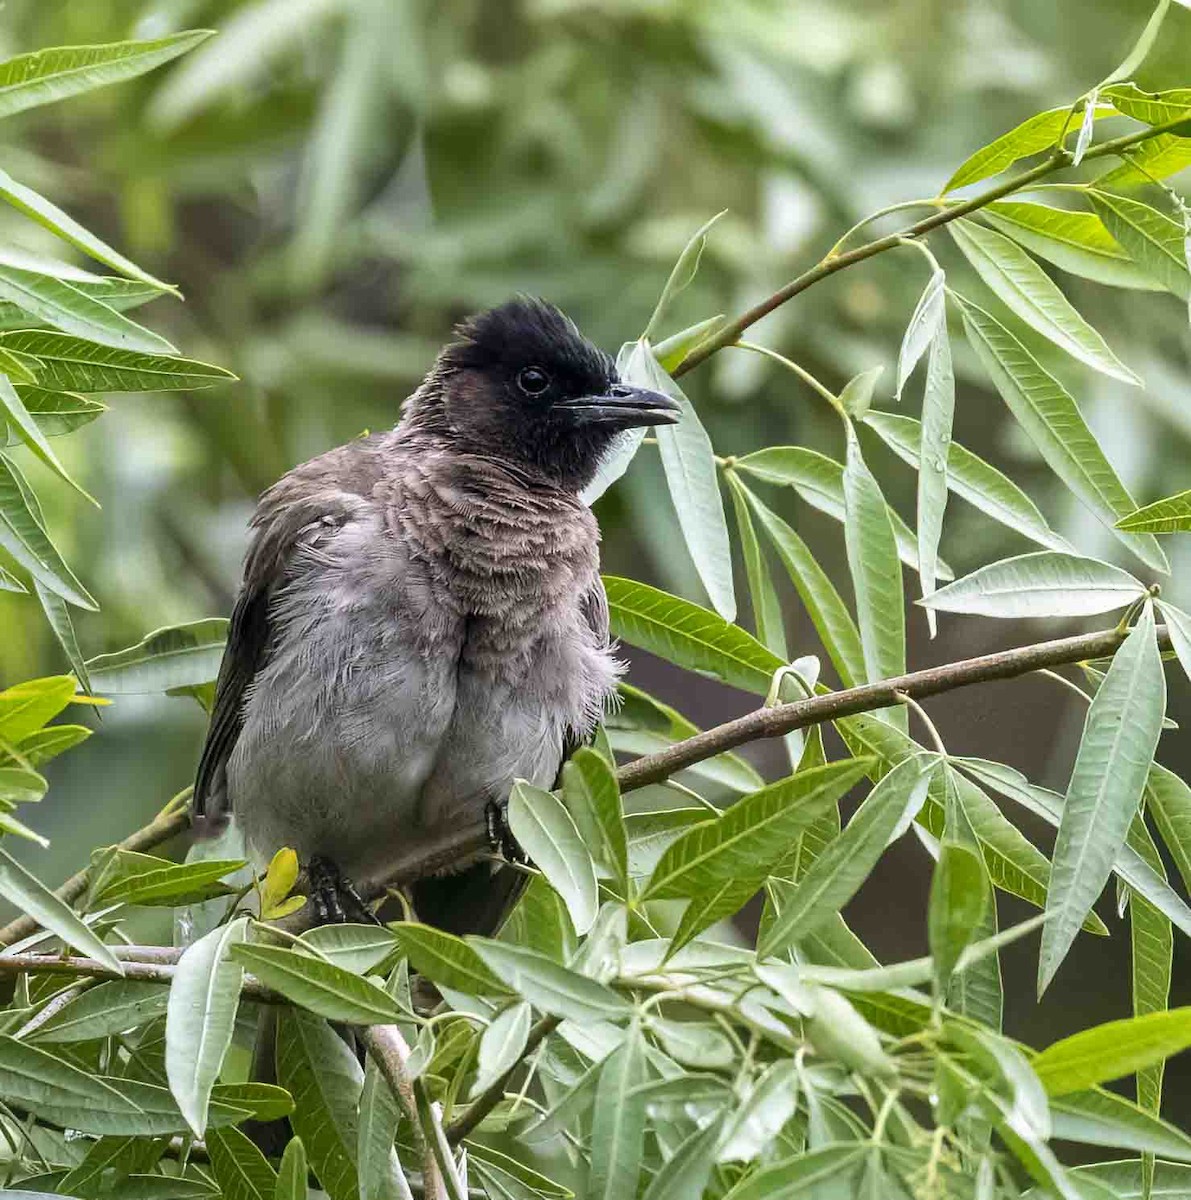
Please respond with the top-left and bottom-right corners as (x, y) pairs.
(307, 855), (382, 926)
(485, 799), (527, 865)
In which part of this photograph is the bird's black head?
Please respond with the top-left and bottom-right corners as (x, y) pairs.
(407, 298), (679, 491)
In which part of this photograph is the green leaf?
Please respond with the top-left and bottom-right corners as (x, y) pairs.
(559, 746), (628, 892)
(275, 1010), (362, 1200)
(843, 426), (905, 693)
(33, 581), (90, 692)
(1088, 190), (1191, 300)
(943, 105), (1111, 193)
(642, 758), (873, 900)
(863, 410), (1072, 553)
(87, 619), (229, 693)
(1116, 489), (1191, 532)
(0, 265), (175, 355)
(725, 469), (787, 658)
(1050, 1087), (1191, 1160)
(949, 218), (1140, 385)
(0, 723), (88, 769)
(589, 1019), (647, 1200)
(1102, 1), (1174, 85)
(0, 766), (46, 804)
(509, 780), (599, 936)
(0, 31), (213, 119)
(358, 1055), (407, 1200)
(207, 1124), (278, 1200)
(581, 339), (654, 505)
(1032, 1161), (1191, 1200)
(471, 1001), (532, 1097)
(654, 374), (736, 620)
(916, 321), (955, 633)
(166, 917), (247, 1136)
(654, 314), (727, 373)
(920, 551), (1145, 618)
(1033, 1008), (1191, 1096)
(896, 269), (946, 400)
(0, 454), (95, 609)
(1146, 759), (1191, 894)
(230, 943), (406, 1025)
(983, 201), (1164, 291)
(29, 979), (168, 1044)
(0, 346), (38, 385)
(0, 673), (77, 739)
(738, 479), (866, 688)
(0, 330), (235, 391)
(732, 446), (953, 579)
(955, 292), (1168, 572)
(297, 923), (401, 976)
(603, 575), (782, 695)
(715, 1059), (800, 1163)
(0, 169), (174, 293)
(928, 840), (989, 993)
(275, 1138), (309, 1200)
(758, 756), (934, 956)
(721, 1144), (865, 1200)
(1103, 82), (1191, 125)
(838, 365), (883, 420)
(468, 938), (631, 1022)
(0, 376), (91, 500)
(640, 1117), (723, 1200)
(95, 857), (245, 906)
(1040, 606), (1166, 995)
(642, 211), (725, 341)
(391, 923), (509, 996)
(0, 846), (123, 973)
(1098, 133), (1191, 188)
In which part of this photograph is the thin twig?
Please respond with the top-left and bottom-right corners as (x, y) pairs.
(672, 114), (1190, 377)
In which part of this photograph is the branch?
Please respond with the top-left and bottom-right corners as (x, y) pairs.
(443, 1014), (560, 1146)
(672, 115), (1191, 376)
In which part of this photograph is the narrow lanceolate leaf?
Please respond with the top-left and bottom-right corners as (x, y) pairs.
(1040, 606), (1166, 996)
(0, 265), (175, 354)
(1049, 1087), (1191, 1161)
(955, 293), (1168, 572)
(838, 366), (883, 420)
(467, 938), (631, 1022)
(643, 758), (873, 900)
(759, 756), (934, 956)
(87, 619), (229, 693)
(642, 211), (726, 340)
(929, 840), (989, 994)
(1098, 133), (1191, 189)
(1033, 1008), (1191, 1097)
(5, 388), (105, 445)
(843, 427), (905, 693)
(275, 1010), (362, 1200)
(276, 1138), (309, 1200)
(1146, 761), (1191, 895)
(1156, 601), (1191, 687)
(949, 219), (1139, 385)
(207, 1124), (277, 1200)
(509, 780), (599, 935)
(917, 323), (954, 635)
(0, 847), (123, 974)
(732, 445), (954, 579)
(1102, 0), (1175, 86)
(1089, 191), (1191, 300)
(0, 31), (213, 119)
(0, 453), (94, 609)
(920, 551), (1145, 618)
(897, 269), (946, 400)
(0, 375), (90, 499)
(1102, 82), (1191, 126)
(1116, 489), (1191, 533)
(655, 375), (736, 620)
(230, 944), (407, 1025)
(0, 169), (173, 293)
(603, 575), (782, 695)
(560, 746), (628, 892)
(590, 1020), (647, 1200)
(29, 980), (168, 1044)
(0, 330), (235, 391)
(34, 581), (90, 692)
(391, 923), (509, 996)
(166, 917), (248, 1136)
(983, 202), (1164, 292)
(471, 1001), (532, 1097)
(721, 1144), (866, 1200)
(943, 105), (1111, 193)
(725, 470), (787, 658)
(864, 411), (1072, 553)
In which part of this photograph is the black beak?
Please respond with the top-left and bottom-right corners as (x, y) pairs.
(560, 382), (682, 430)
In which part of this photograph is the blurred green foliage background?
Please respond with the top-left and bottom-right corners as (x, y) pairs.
(0, 0), (1188, 1089)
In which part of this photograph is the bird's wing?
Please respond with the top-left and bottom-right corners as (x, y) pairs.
(193, 438), (391, 825)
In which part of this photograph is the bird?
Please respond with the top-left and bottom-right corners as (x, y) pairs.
(192, 297), (679, 936)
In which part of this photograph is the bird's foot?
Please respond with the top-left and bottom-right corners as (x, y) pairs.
(485, 799), (527, 865)
(307, 855), (382, 927)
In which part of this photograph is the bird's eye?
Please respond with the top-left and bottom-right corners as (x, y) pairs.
(517, 366), (551, 396)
